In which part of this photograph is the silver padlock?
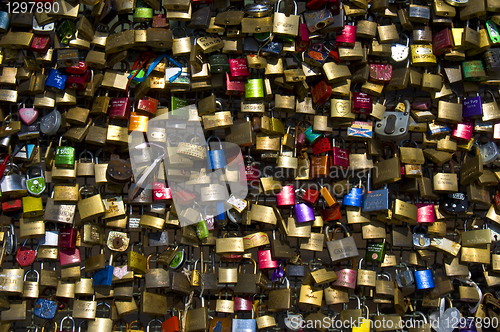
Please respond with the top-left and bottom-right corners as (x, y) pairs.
(374, 99), (411, 140)
(413, 225), (431, 248)
(0, 164), (27, 196)
(395, 263), (415, 287)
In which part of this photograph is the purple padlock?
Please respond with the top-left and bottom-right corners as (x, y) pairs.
(277, 185), (296, 207)
(295, 203), (315, 223)
(462, 94), (482, 118)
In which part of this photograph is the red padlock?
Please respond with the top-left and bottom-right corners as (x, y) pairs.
(312, 136), (332, 155)
(229, 58), (250, 80)
(58, 228), (77, 249)
(258, 249), (277, 269)
(153, 181), (172, 201)
(59, 248), (81, 266)
(353, 90), (373, 114)
(173, 190), (196, 206)
(137, 96), (159, 115)
(65, 70), (91, 90)
(226, 73), (245, 96)
(109, 96), (132, 119)
(16, 240), (37, 267)
(331, 135), (349, 168)
(336, 24), (356, 47)
(162, 310), (180, 332)
(302, 188), (320, 206)
(234, 297), (253, 311)
(30, 35), (51, 53)
(495, 192), (500, 210)
(312, 80), (332, 105)
(433, 28), (453, 56)
(369, 63), (393, 84)
(321, 205), (341, 221)
(452, 121), (474, 141)
(2, 198), (22, 212)
(66, 60), (89, 75)
(244, 156), (260, 183)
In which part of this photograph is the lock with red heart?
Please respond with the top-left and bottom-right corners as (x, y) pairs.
(16, 239), (37, 267)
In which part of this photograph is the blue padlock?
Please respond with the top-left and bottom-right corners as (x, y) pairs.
(45, 69), (68, 92)
(34, 298), (57, 319)
(343, 178), (363, 207)
(207, 135), (226, 170)
(0, 11), (10, 32)
(304, 125), (322, 144)
(216, 202), (225, 221)
(93, 265), (114, 287)
(414, 265), (435, 290)
(462, 93), (482, 119)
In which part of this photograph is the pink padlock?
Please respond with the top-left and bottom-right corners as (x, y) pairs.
(109, 97), (132, 119)
(19, 106), (38, 125)
(276, 185), (296, 207)
(59, 248), (81, 266)
(153, 181), (172, 201)
(336, 24), (356, 47)
(258, 249), (278, 269)
(416, 203), (435, 223)
(228, 58), (250, 81)
(65, 70), (90, 90)
(235, 297), (253, 311)
(332, 267), (357, 289)
(452, 121), (474, 141)
(297, 22), (310, 52)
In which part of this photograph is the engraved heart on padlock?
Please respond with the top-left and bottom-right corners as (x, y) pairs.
(436, 307), (460, 332)
(19, 108), (38, 125)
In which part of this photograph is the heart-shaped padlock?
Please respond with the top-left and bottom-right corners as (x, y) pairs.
(19, 107), (38, 125)
(16, 241), (37, 267)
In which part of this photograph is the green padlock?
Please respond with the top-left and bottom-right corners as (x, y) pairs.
(56, 20), (77, 45)
(245, 77), (264, 99)
(169, 250), (185, 269)
(133, 0), (154, 22)
(129, 68), (146, 86)
(462, 60), (488, 81)
(171, 96), (190, 119)
(55, 137), (75, 169)
(208, 53), (230, 74)
(26, 166), (46, 196)
(365, 241), (386, 263)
